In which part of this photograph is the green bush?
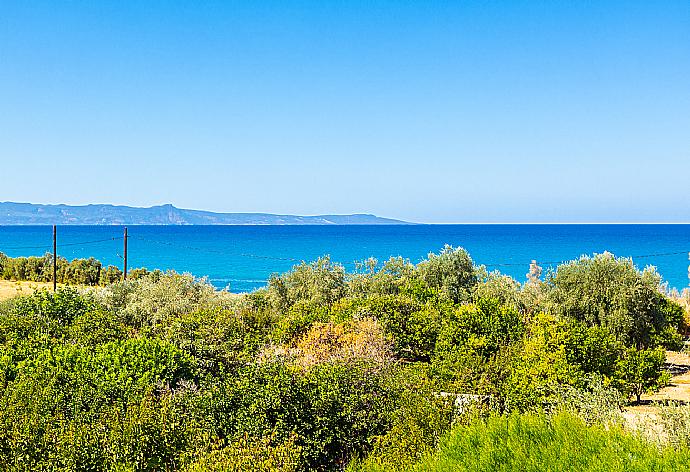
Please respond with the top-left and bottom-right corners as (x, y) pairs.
(270, 300), (331, 345)
(363, 364), (455, 469)
(547, 253), (673, 349)
(161, 306), (275, 372)
(183, 433), (302, 472)
(97, 272), (219, 328)
(565, 323), (621, 378)
(430, 300), (523, 394)
(613, 347), (670, 403)
(190, 361), (398, 471)
(10, 287), (94, 326)
(267, 256), (346, 310)
(352, 412), (690, 472)
(415, 245), (478, 303)
(327, 295), (436, 362)
(0, 247), (686, 471)
(502, 314), (584, 411)
(473, 272), (523, 311)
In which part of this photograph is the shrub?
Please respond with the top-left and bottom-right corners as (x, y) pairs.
(657, 403), (690, 448)
(281, 318), (394, 368)
(550, 377), (625, 425)
(431, 300), (523, 393)
(435, 300), (523, 360)
(564, 323), (621, 378)
(97, 272), (219, 328)
(183, 433), (302, 472)
(415, 245), (478, 303)
(270, 300), (331, 345)
(473, 272), (522, 311)
(362, 365), (455, 469)
(346, 257), (416, 298)
(547, 253), (671, 348)
(613, 347), (670, 404)
(191, 361), (398, 471)
(326, 295), (435, 362)
(161, 306), (276, 372)
(267, 256), (346, 310)
(10, 287), (94, 326)
(99, 265), (123, 285)
(68, 308), (130, 346)
(502, 314), (584, 411)
(352, 412), (690, 472)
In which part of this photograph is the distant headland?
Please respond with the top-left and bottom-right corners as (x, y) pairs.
(0, 202), (412, 225)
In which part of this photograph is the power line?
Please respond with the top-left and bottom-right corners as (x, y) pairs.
(483, 250), (690, 269)
(631, 250), (689, 259)
(135, 233), (690, 270)
(1, 236), (122, 251)
(3, 230), (690, 289)
(131, 235), (302, 263)
(0, 244), (54, 251)
(59, 237), (123, 248)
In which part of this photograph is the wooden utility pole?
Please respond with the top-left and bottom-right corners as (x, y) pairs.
(52, 225), (57, 292)
(123, 227), (128, 280)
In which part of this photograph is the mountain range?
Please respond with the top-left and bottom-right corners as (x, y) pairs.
(0, 202), (411, 225)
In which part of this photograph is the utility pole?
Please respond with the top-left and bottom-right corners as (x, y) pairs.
(53, 225), (57, 292)
(123, 227), (128, 280)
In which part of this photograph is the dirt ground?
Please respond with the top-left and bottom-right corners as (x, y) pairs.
(0, 280), (56, 301)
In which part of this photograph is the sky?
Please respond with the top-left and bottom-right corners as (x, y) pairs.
(1, 1), (689, 223)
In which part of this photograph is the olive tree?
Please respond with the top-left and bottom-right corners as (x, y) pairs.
(547, 253), (675, 348)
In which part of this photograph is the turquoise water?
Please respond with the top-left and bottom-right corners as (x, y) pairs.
(0, 225), (689, 292)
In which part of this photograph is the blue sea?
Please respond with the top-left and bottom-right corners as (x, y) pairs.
(0, 225), (689, 292)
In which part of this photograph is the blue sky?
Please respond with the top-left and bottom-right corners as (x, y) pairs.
(1, 1), (688, 223)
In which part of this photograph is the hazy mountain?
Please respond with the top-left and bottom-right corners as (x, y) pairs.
(0, 202), (412, 225)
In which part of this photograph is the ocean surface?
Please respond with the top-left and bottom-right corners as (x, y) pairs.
(0, 225), (689, 293)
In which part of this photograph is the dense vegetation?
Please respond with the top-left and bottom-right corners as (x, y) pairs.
(352, 412), (690, 472)
(0, 246), (688, 471)
(0, 251), (149, 286)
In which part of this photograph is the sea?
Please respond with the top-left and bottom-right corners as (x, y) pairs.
(0, 225), (689, 293)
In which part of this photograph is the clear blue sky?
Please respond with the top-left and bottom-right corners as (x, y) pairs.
(1, 1), (688, 223)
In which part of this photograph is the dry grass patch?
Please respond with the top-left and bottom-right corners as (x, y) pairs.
(0, 280), (56, 300)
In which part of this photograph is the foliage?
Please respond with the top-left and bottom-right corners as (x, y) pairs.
(473, 272), (522, 311)
(267, 256), (346, 310)
(415, 245), (478, 303)
(9, 287), (94, 325)
(183, 433), (302, 472)
(0, 246), (686, 470)
(160, 306), (276, 373)
(0, 252), (146, 287)
(351, 412), (690, 472)
(614, 347), (670, 403)
(657, 403), (690, 449)
(97, 271), (219, 328)
(550, 376), (624, 425)
(346, 257), (415, 298)
(277, 318), (394, 368)
(502, 313), (584, 411)
(270, 300), (331, 345)
(362, 365), (455, 469)
(548, 253), (671, 348)
(329, 295), (437, 362)
(431, 300), (523, 393)
(435, 300), (524, 360)
(564, 322), (621, 378)
(191, 361), (399, 471)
